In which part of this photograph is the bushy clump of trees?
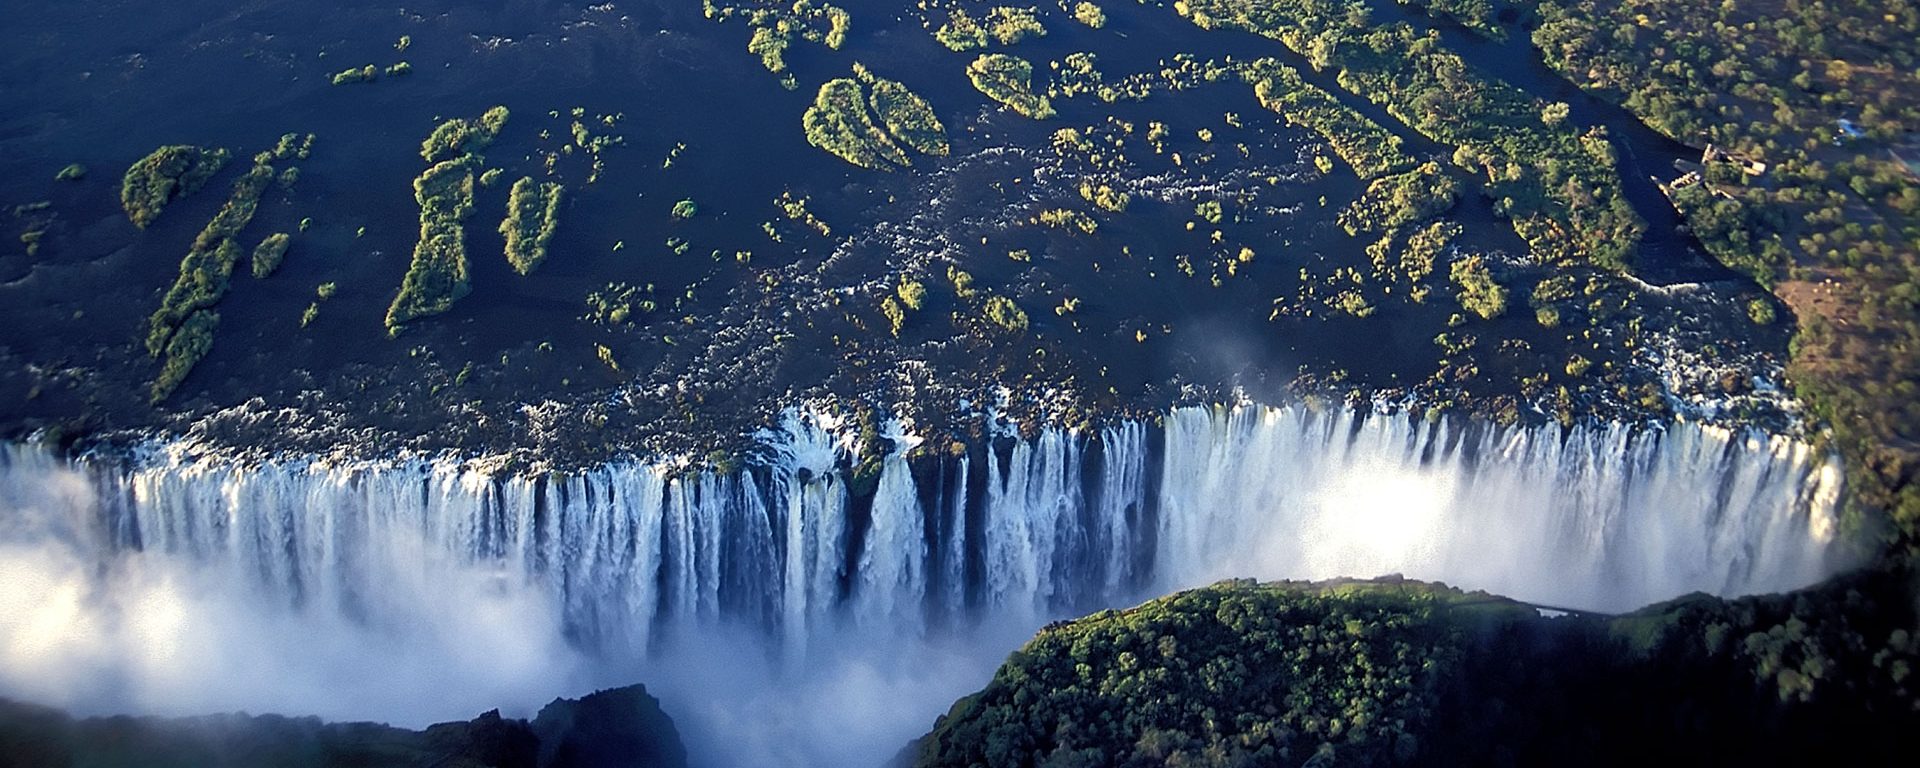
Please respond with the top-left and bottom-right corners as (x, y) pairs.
(390, 109), (504, 335)
(804, 77), (912, 170)
(1077, 181), (1129, 212)
(803, 70), (948, 170)
(935, 7), (1047, 51)
(917, 572), (1920, 767)
(1072, 2), (1106, 28)
(1449, 254), (1507, 319)
(1243, 59), (1412, 180)
(329, 64), (378, 85)
(250, 233), (291, 279)
(1532, 0), (1920, 550)
(1177, 0), (1644, 269)
(859, 65), (950, 157)
(121, 145), (231, 228)
(502, 178), (564, 275)
(983, 294), (1028, 333)
(145, 160), (279, 402)
(966, 54), (1056, 119)
(1339, 161), (1459, 236)
(706, 0), (851, 88)
(420, 106), (509, 163)
(914, 579), (1465, 767)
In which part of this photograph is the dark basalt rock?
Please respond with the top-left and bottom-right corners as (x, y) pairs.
(0, 684), (683, 768)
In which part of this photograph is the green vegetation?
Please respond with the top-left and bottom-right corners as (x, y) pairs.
(1532, 0), (1920, 549)
(54, 163), (86, 181)
(585, 282), (656, 325)
(1449, 254), (1507, 319)
(1077, 181), (1129, 212)
(385, 61), (412, 77)
(1400, 0), (1501, 39)
(301, 283), (336, 328)
(897, 279), (927, 310)
(1072, 2), (1106, 28)
(706, 0), (852, 87)
(933, 8), (990, 51)
(858, 65), (950, 157)
(983, 294), (1029, 333)
(502, 178), (564, 275)
(120, 145), (231, 228)
(144, 152), (282, 401)
(386, 157), (479, 334)
(388, 108), (505, 332)
(915, 573), (1920, 767)
(880, 296), (907, 336)
(776, 191), (831, 236)
(934, 7), (1047, 51)
(1339, 161), (1460, 235)
(966, 54), (1055, 119)
(671, 198), (698, 220)
(329, 65), (378, 85)
(1037, 208), (1097, 234)
(1177, 0), (1642, 268)
(250, 232), (291, 279)
(983, 7), (1046, 45)
(152, 309), (218, 405)
(1243, 60), (1411, 180)
(420, 106), (509, 163)
(804, 78), (912, 170)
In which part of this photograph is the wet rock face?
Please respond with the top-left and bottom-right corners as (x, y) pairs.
(533, 686), (689, 768)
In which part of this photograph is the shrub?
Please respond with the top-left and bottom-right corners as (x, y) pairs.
(984, 294), (1029, 333)
(1073, 2), (1107, 28)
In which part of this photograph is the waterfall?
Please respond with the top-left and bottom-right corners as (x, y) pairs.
(0, 403), (1847, 643)
(0, 401), (1851, 765)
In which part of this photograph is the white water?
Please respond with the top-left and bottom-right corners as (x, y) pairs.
(0, 403), (1847, 766)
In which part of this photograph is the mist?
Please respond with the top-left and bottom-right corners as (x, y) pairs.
(0, 402), (1850, 766)
(0, 446), (1037, 768)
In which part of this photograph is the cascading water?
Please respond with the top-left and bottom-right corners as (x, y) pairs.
(0, 403), (1847, 767)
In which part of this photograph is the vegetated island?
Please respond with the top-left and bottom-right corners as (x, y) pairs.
(386, 106), (508, 335)
(966, 53), (1055, 119)
(804, 67), (949, 170)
